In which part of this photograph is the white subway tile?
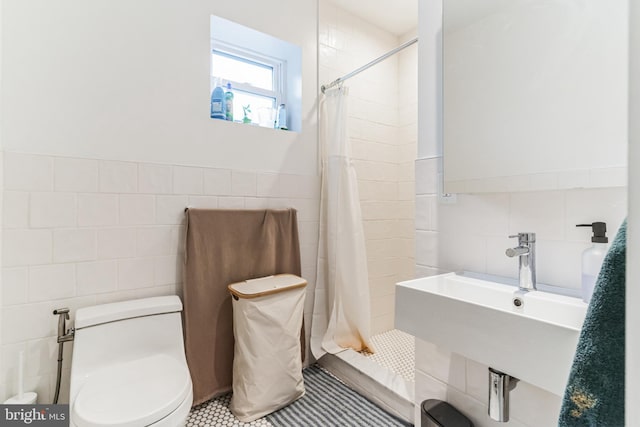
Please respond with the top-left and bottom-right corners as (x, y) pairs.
(154, 255), (180, 286)
(415, 158), (439, 195)
(99, 160), (138, 193)
(371, 314), (394, 335)
(244, 197), (269, 209)
(414, 370), (448, 404)
(3, 229), (52, 267)
(2, 268), (28, 306)
(231, 171), (257, 196)
(558, 170), (590, 189)
(97, 228), (137, 259)
(415, 339), (466, 392)
(118, 195), (155, 225)
(94, 290), (139, 305)
(256, 173), (280, 197)
(118, 258), (155, 290)
(438, 232), (486, 273)
(30, 192), (76, 228)
(359, 181), (397, 202)
(536, 239), (588, 289)
(438, 194), (509, 237)
(1, 343), (27, 386)
(187, 196), (218, 209)
(446, 387), (528, 427)
(279, 174), (319, 199)
(53, 229), (97, 263)
(218, 197), (245, 209)
(170, 226), (186, 254)
(415, 196), (431, 230)
(28, 264), (76, 302)
(485, 236), (519, 279)
(4, 153), (53, 191)
(134, 285), (176, 299)
(2, 303), (56, 343)
(510, 380), (562, 427)
(363, 220), (396, 240)
(76, 260), (118, 295)
(26, 337), (62, 377)
(290, 198), (319, 222)
(138, 163), (172, 194)
(78, 194), (118, 227)
(3, 191), (29, 229)
(415, 231), (438, 267)
(203, 169), (232, 195)
(157, 195), (189, 224)
(54, 157), (99, 192)
(509, 191), (566, 240)
(136, 227), (172, 257)
(589, 167), (627, 188)
(173, 166), (203, 195)
(465, 358), (489, 403)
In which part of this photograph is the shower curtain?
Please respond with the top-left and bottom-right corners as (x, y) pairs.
(311, 86), (373, 359)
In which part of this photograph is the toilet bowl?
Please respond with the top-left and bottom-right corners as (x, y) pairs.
(69, 296), (193, 427)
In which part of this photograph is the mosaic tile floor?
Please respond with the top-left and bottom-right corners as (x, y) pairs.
(187, 330), (415, 426)
(361, 329), (415, 382)
(187, 393), (273, 427)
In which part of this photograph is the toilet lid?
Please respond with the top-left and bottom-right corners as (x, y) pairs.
(73, 354), (191, 427)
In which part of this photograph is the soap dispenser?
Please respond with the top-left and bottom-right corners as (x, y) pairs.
(576, 222), (609, 303)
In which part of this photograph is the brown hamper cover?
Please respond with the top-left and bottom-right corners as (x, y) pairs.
(183, 208), (303, 406)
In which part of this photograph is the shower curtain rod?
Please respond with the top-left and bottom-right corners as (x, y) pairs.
(320, 37), (418, 93)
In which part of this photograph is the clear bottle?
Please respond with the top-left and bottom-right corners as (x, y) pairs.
(576, 222), (609, 303)
(225, 83), (234, 121)
(210, 80), (226, 120)
(276, 104), (288, 130)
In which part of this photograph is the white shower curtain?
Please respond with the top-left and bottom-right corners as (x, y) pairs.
(311, 86), (373, 359)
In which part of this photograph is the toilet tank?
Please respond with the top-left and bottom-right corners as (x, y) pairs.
(70, 296), (187, 402)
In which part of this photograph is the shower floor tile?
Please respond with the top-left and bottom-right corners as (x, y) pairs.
(362, 329), (415, 382)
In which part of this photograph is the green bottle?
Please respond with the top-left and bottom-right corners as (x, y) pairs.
(225, 83), (234, 121)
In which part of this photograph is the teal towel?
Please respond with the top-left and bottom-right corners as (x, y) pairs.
(559, 219), (626, 426)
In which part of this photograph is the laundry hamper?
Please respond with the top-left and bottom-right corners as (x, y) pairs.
(228, 274), (307, 422)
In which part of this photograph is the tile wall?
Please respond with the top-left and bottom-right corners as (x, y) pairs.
(319, 0), (417, 334)
(413, 156), (627, 426)
(0, 152), (320, 403)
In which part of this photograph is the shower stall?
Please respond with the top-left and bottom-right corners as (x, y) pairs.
(314, 1), (419, 422)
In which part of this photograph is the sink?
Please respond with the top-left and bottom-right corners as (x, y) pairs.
(395, 272), (587, 395)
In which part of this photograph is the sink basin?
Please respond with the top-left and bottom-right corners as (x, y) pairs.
(395, 272), (587, 395)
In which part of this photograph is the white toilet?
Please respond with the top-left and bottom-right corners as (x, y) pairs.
(69, 296), (193, 427)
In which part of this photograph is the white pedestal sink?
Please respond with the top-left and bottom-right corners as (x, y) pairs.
(395, 272), (587, 396)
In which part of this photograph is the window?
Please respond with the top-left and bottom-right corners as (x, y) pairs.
(211, 43), (285, 127)
(210, 15), (302, 132)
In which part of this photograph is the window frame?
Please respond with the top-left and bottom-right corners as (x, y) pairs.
(211, 40), (286, 109)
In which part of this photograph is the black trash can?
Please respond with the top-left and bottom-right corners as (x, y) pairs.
(421, 400), (473, 427)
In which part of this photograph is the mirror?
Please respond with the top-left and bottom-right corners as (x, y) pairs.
(443, 0), (628, 193)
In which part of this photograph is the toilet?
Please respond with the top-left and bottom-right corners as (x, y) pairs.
(69, 296), (193, 427)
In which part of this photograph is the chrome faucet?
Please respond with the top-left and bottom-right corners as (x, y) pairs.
(505, 232), (536, 291)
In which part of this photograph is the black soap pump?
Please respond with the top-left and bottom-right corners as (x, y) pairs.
(576, 222), (609, 303)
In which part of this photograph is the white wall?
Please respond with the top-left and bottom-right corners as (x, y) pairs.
(319, 0), (416, 334)
(1, 0), (317, 175)
(0, 0), (319, 403)
(415, 1), (628, 426)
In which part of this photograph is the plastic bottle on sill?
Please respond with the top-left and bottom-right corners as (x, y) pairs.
(276, 104), (288, 130)
(210, 80), (226, 120)
(225, 83), (234, 121)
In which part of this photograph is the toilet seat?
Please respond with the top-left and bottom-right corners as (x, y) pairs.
(72, 354), (191, 427)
